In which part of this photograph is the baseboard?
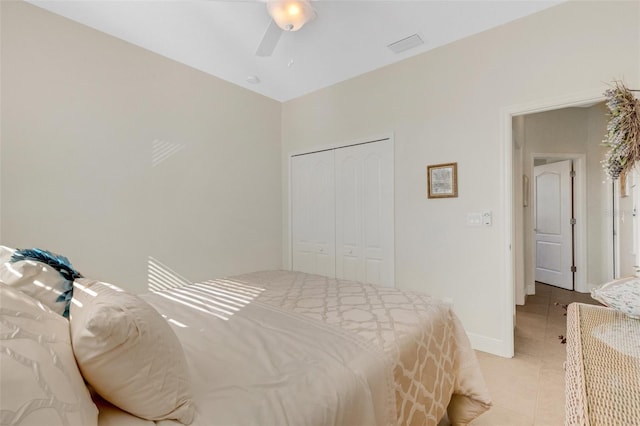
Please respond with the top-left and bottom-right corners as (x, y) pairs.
(526, 283), (535, 295)
(467, 332), (513, 358)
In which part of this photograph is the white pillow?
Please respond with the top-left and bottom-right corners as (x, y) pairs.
(591, 276), (640, 319)
(69, 279), (195, 424)
(0, 283), (98, 426)
(0, 246), (70, 316)
(0, 245), (14, 264)
(94, 396), (157, 426)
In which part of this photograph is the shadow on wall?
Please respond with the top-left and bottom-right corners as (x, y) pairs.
(147, 256), (192, 291)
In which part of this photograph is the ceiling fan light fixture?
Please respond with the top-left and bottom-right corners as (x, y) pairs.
(267, 0), (314, 32)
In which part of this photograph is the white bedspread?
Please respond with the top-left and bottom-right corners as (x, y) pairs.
(140, 282), (396, 426)
(127, 270), (490, 426)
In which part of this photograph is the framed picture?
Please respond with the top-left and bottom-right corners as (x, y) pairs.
(427, 162), (458, 198)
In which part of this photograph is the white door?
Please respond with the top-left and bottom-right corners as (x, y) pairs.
(291, 150), (336, 277)
(534, 160), (573, 289)
(335, 141), (394, 287)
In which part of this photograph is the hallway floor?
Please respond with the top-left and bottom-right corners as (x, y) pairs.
(470, 282), (600, 425)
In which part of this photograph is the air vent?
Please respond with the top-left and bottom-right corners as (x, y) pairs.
(387, 34), (424, 54)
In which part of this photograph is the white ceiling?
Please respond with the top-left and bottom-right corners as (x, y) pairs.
(27, 0), (564, 102)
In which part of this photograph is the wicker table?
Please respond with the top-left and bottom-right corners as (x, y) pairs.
(565, 303), (640, 425)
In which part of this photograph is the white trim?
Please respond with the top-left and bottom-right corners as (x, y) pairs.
(503, 89), (605, 117)
(634, 168), (640, 278)
(499, 87), (606, 358)
(468, 333), (506, 356)
(287, 154), (293, 270)
(613, 179), (621, 279)
(603, 180), (614, 283)
(499, 106), (515, 358)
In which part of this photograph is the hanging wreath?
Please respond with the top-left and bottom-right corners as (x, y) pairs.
(602, 81), (640, 179)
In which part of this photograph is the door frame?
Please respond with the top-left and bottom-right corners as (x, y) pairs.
(499, 88), (604, 358)
(529, 154), (587, 294)
(287, 132), (395, 271)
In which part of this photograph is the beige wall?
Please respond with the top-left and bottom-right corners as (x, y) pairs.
(0, 1), (283, 293)
(522, 103), (611, 294)
(281, 0), (639, 353)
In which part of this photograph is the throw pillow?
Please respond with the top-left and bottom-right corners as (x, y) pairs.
(69, 278), (195, 424)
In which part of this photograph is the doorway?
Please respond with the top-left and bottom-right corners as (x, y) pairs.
(508, 101), (640, 359)
(512, 104), (611, 306)
(500, 89), (630, 357)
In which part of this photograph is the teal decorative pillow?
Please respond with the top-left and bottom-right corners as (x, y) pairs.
(591, 277), (640, 319)
(0, 246), (82, 317)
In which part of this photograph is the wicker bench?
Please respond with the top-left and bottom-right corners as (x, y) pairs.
(565, 303), (640, 425)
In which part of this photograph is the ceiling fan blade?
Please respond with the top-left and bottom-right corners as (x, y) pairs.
(255, 19), (282, 57)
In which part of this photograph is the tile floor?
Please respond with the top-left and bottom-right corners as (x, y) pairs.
(469, 282), (600, 425)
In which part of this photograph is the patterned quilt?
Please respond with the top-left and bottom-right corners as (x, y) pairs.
(138, 270), (490, 426)
(214, 271), (491, 425)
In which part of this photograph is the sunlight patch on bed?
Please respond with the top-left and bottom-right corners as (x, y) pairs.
(74, 281), (97, 297)
(32, 280), (63, 297)
(151, 279), (265, 321)
(5, 263), (23, 278)
(145, 256), (265, 320)
(168, 287), (237, 316)
(153, 291), (230, 321)
(99, 281), (124, 292)
(201, 279), (265, 298)
(161, 314), (187, 328)
(191, 282), (260, 305)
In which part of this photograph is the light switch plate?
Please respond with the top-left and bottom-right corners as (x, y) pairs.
(482, 211), (493, 226)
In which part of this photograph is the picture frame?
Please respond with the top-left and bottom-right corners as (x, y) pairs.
(427, 162), (458, 198)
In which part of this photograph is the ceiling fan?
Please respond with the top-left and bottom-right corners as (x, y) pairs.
(255, 0), (316, 57)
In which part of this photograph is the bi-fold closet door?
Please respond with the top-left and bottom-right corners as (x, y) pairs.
(291, 139), (394, 287)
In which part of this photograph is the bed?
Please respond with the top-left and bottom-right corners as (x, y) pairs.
(0, 246), (491, 426)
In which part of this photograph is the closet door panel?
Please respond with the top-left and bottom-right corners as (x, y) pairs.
(336, 141), (394, 287)
(335, 152), (362, 282)
(363, 151), (384, 277)
(291, 151), (336, 277)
